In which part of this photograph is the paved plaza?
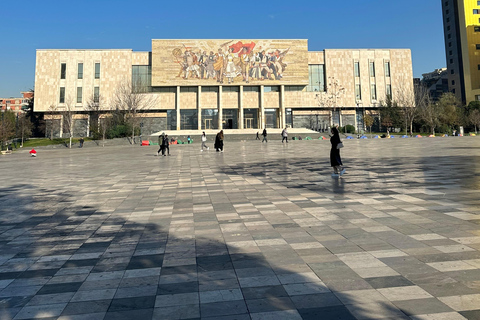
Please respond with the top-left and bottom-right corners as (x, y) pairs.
(1, 137), (480, 320)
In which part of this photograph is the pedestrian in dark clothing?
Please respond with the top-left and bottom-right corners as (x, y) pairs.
(162, 134), (170, 156)
(256, 132), (260, 140)
(157, 133), (165, 156)
(330, 127), (345, 177)
(281, 127), (288, 143)
(214, 130), (224, 152)
(79, 138), (84, 148)
(262, 128), (267, 143)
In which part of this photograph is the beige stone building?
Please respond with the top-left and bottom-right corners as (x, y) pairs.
(34, 39), (413, 136)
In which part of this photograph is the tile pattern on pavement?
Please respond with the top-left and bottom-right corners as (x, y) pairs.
(0, 138), (480, 319)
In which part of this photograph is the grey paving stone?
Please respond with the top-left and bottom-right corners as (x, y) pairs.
(1, 139), (480, 319)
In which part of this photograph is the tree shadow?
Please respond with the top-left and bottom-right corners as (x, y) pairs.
(0, 177), (467, 319)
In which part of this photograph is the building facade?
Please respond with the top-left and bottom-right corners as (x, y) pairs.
(442, 0), (480, 104)
(34, 39), (413, 136)
(1, 92), (32, 113)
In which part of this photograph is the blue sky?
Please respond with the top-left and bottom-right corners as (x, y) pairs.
(0, 0), (444, 98)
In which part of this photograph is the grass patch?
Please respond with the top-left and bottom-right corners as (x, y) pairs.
(21, 138), (91, 148)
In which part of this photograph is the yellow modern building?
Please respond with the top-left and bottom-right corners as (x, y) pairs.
(443, 0), (480, 104)
(34, 39), (413, 137)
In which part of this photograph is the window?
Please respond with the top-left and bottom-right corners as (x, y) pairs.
(446, 10), (449, 14)
(200, 86), (218, 93)
(475, 26), (480, 32)
(476, 44), (480, 50)
(59, 87), (65, 103)
(370, 84), (377, 101)
(452, 89), (456, 94)
(60, 63), (66, 79)
(78, 63), (83, 79)
(474, 9), (479, 14)
(95, 63), (100, 79)
(447, 18), (450, 22)
(369, 62), (375, 77)
(94, 87), (99, 103)
(76, 87), (82, 103)
(132, 65), (152, 92)
(223, 86), (239, 92)
(452, 69), (455, 74)
(478, 64), (480, 70)
(447, 26), (450, 31)
(354, 62), (360, 77)
(449, 50), (453, 55)
(478, 1), (480, 5)
(243, 86), (259, 92)
(307, 65), (325, 92)
(386, 84), (392, 97)
(180, 87), (197, 93)
(452, 80), (455, 85)
(153, 87), (176, 93)
(384, 62), (391, 77)
(285, 86), (305, 91)
(355, 84), (361, 101)
(449, 42), (452, 47)
(447, 34), (451, 39)
(264, 86), (279, 92)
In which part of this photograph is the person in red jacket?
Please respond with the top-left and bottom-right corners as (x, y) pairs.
(29, 149), (37, 157)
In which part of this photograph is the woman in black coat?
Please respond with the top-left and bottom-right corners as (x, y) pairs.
(330, 127), (345, 176)
(214, 130), (224, 152)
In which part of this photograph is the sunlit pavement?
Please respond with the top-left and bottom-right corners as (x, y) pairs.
(1, 137), (480, 320)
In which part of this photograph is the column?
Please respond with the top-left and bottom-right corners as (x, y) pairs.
(280, 85), (285, 129)
(197, 85), (202, 130)
(239, 86), (244, 129)
(260, 85), (264, 129)
(218, 86), (222, 129)
(176, 86), (181, 130)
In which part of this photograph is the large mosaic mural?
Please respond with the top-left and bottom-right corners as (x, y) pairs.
(151, 39), (308, 86)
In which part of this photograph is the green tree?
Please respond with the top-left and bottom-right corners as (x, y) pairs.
(0, 110), (16, 150)
(469, 109), (480, 134)
(18, 114), (33, 146)
(380, 95), (403, 133)
(437, 92), (460, 132)
(364, 113), (374, 137)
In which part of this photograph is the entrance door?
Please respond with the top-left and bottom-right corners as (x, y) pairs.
(204, 119), (213, 129)
(244, 118), (254, 129)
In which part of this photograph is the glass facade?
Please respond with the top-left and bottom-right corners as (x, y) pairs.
(307, 65), (325, 92)
(222, 109), (238, 129)
(265, 109), (278, 128)
(132, 66), (152, 92)
(167, 110), (177, 130)
(243, 109), (258, 129)
(202, 109), (218, 130)
(285, 108), (292, 128)
(180, 110), (198, 130)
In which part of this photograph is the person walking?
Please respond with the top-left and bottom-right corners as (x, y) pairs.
(162, 134), (170, 156)
(281, 127), (288, 143)
(214, 130), (224, 152)
(330, 126), (345, 177)
(256, 131), (260, 140)
(157, 132), (165, 156)
(262, 128), (267, 143)
(200, 131), (209, 151)
(79, 138), (84, 148)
